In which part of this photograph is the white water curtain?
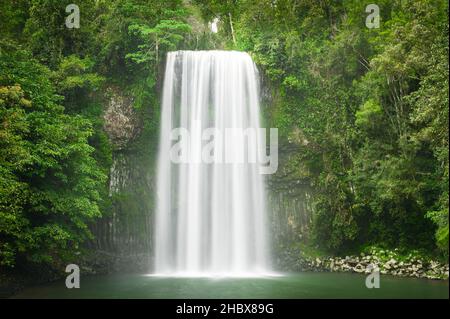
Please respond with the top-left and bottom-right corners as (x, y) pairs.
(154, 51), (270, 276)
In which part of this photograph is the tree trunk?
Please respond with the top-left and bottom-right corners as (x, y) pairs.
(229, 12), (237, 46)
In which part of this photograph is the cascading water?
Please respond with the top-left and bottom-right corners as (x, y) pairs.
(154, 50), (270, 276)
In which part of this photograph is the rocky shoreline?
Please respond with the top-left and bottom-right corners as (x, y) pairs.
(278, 247), (449, 280)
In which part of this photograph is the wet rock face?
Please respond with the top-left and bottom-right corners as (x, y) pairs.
(88, 86), (153, 266)
(81, 251), (152, 275)
(103, 87), (142, 150)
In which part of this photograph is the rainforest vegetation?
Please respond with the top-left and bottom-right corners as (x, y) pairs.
(0, 0), (448, 278)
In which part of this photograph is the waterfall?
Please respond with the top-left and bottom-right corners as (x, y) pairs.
(154, 50), (270, 276)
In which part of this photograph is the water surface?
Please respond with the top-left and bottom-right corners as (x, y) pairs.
(12, 272), (448, 299)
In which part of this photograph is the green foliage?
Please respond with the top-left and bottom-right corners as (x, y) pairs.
(126, 11), (191, 66)
(0, 45), (106, 267)
(52, 55), (105, 112)
(53, 55), (104, 93)
(23, 0), (99, 68)
(361, 245), (443, 264)
(355, 99), (382, 129)
(0, 0), (30, 40)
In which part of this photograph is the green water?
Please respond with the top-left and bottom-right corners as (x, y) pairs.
(12, 272), (448, 299)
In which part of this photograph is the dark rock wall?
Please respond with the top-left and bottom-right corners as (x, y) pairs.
(87, 87), (155, 273)
(260, 71), (315, 254)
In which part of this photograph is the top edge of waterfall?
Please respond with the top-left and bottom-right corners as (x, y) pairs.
(167, 50), (252, 56)
(168, 50), (247, 53)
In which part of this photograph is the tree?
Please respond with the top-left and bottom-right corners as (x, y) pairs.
(0, 44), (106, 267)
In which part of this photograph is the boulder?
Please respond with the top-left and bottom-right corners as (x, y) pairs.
(103, 87), (142, 150)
